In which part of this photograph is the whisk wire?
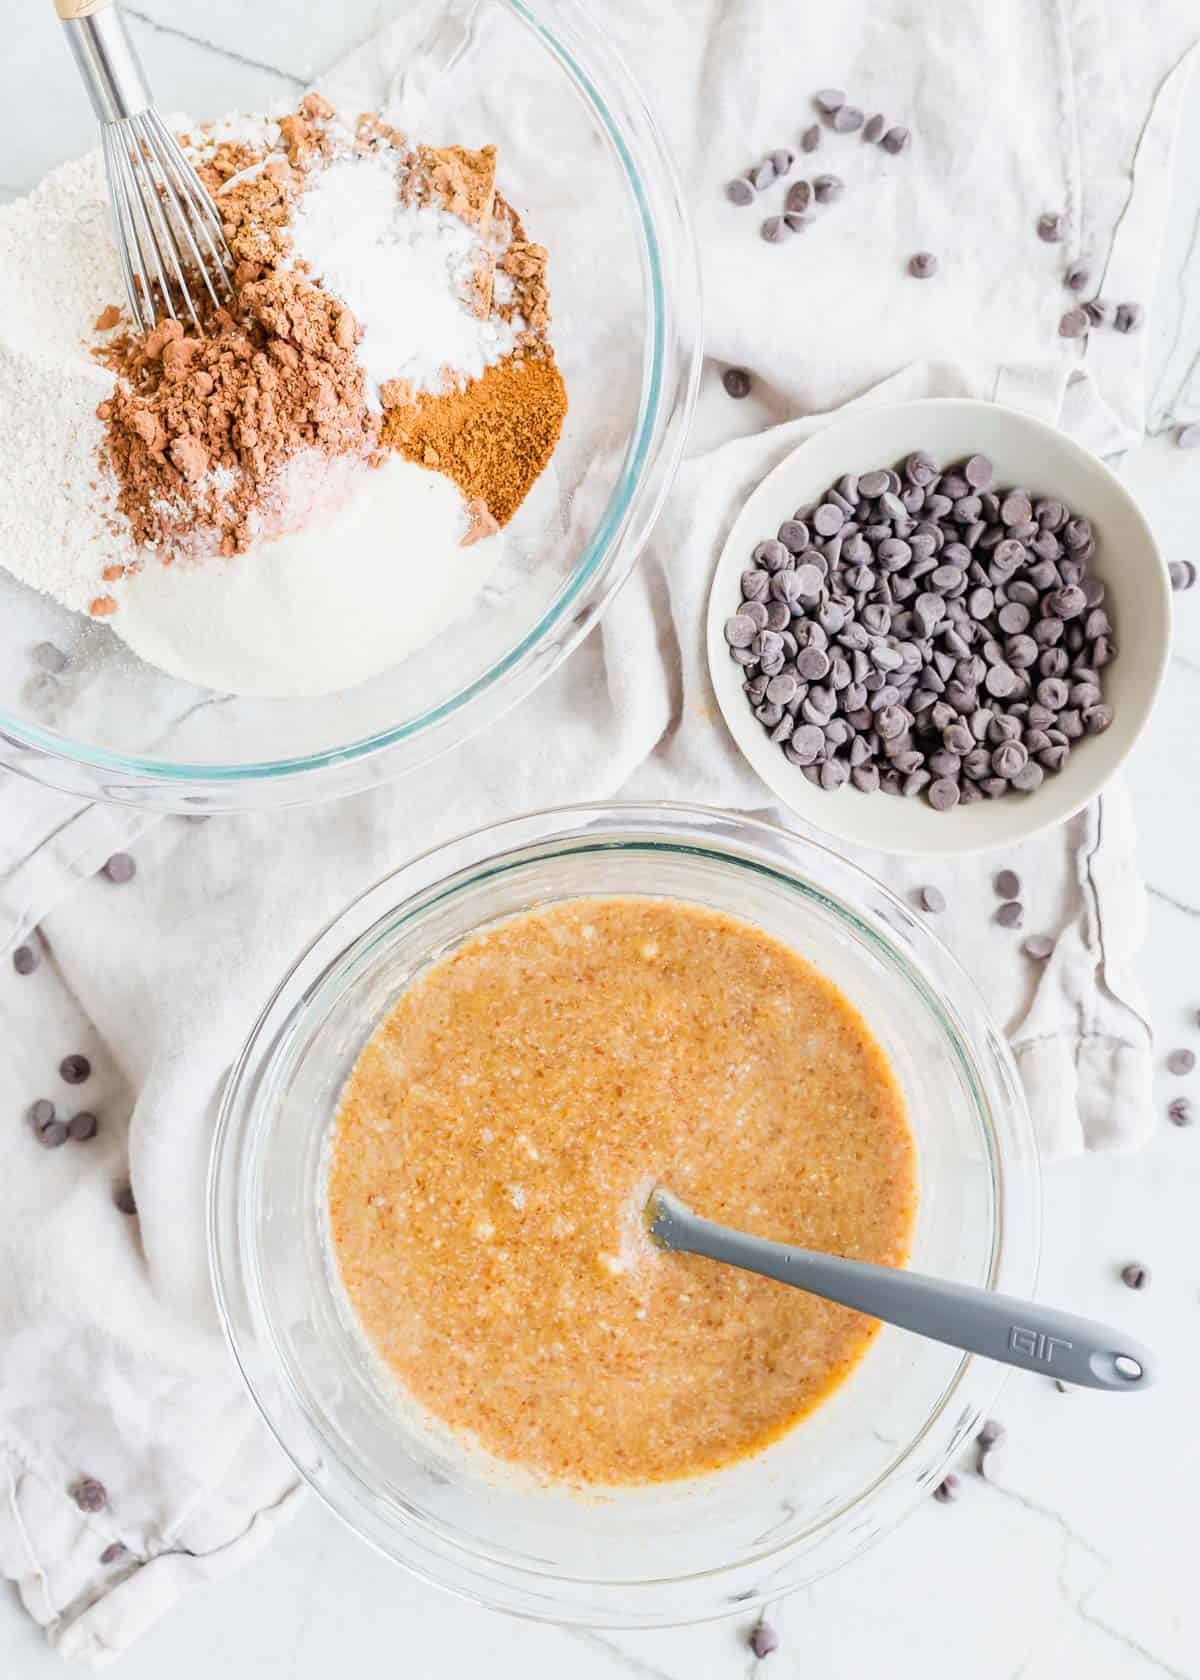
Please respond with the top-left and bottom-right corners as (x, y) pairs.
(142, 109), (235, 315)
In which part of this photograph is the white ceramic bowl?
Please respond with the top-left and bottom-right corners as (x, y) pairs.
(706, 399), (1171, 857)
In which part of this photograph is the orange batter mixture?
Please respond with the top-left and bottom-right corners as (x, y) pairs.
(328, 897), (916, 1486)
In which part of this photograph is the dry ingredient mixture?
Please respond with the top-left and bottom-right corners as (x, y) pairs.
(328, 897), (915, 1487)
(0, 96), (566, 697)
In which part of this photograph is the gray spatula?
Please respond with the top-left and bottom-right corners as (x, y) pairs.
(648, 1189), (1154, 1393)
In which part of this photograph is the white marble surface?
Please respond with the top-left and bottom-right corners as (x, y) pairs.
(2, 4), (1199, 1676)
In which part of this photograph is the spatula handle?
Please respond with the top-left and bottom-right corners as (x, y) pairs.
(650, 1192), (1154, 1393)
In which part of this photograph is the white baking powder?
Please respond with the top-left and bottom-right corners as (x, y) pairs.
(0, 132), (507, 698)
(289, 150), (517, 406)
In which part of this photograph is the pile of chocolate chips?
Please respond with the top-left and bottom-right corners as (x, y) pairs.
(725, 452), (1115, 808)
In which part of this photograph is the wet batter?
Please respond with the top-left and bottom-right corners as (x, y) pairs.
(328, 897), (916, 1486)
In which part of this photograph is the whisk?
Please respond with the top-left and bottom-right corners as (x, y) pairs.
(55, 0), (236, 333)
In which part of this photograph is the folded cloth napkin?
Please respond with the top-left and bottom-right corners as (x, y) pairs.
(2, 0), (1197, 1663)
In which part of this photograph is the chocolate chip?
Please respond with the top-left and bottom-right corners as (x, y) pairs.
(27, 1097), (55, 1131)
(1037, 212), (1064, 243)
(919, 885), (947, 914)
(1059, 308), (1089, 339)
(749, 1622), (780, 1659)
(60, 1054), (91, 1085)
(832, 105), (864, 132)
(1120, 1262), (1149, 1291)
(863, 113), (886, 142)
(751, 159), (776, 191)
(1175, 423), (1200, 449)
(68, 1111), (99, 1142)
(1169, 561), (1196, 591)
(812, 174), (843, 204)
(933, 1474), (960, 1503)
(881, 126), (910, 154)
(1167, 1096), (1192, 1127)
(114, 1184), (137, 1216)
(994, 868), (1021, 899)
(908, 251), (938, 278)
(1065, 262), (1090, 292)
(70, 1478), (108, 1513)
(723, 367), (752, 399)
(725, 178), (754, 206)
(801, 124), (821, 153)
(1083, 298), (1111, 328)
(1114, 302), (1144, 333)
(101, 853), (136, 885)
(976, 1418), (1006, 1452)
(814, 88), (846, 114)
(99, 1542), (127, 1565)
(1022, 935), (1054, 960)
(761, 216), (790, 243)
(995, 901), (1024, 928)
(13, 944), (38, 975)
(770, 148), (795, 176)
(39, 1119), (69, 1149)
(1166, 1048), (1196, 1075)
(726, 615), (757, 648)
(785, 181), (812, 216)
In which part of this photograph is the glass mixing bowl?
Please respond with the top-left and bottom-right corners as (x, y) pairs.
(209, 803), (1040, 1626)
(0, 0), (698, 810)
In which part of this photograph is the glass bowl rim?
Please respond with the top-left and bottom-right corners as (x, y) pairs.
(0, 0), (701, 796)
(208, 800), (1042, 1625)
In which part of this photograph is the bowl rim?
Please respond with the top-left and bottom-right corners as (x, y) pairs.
(706, 396), (1172, 857)
(208, 799), (1041, 1625)
(0, 0), (702, 808)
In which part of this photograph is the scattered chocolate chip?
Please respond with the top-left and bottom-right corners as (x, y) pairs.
(1083, 298), (1111, 328)
(1175, 423), (1200, 449)
(761, 216), (790, 243)
(1114, 302), (1144, 333)
(751, 158), (776, 191)
(801, 123), (821, 153)
(908, 251), (938, 278)
(1037, 212), (1064, 243)
(812, 173), (843, 204)
(749, 1622), (780, 1659)
(1120, 1262), (1149, 1290)
(919, 885), (946, 914)
(783, 213), (810, 234)
(101, 853), (136, 885)
(70, 1478), (108, 1514)
(863, 113), (886, 143)
(976, 1418), (1006, 1451)
(831, 105), (864, 133)
(1022, 935), (1055, 960)
(770, 148), (795, 176)
(38, 1119), (69, 1149)
(99, 1542), (127, 1565)
(723, 367), (752, 399)
(994, 869), (1021, 899)
(13, 944), (38, 975)
(933, 1474), (960, 1503)
(1166, 1047), (1196, 1075)
(32, 641), (68, 674)
(725, 177), (754, 206)
(995, 901), (1024, 928)
(27, 1098), (55, 1131)
(786, 180), (812, 214)
(1167, 1096), (1192, 1127)
(114, 1184), (137, 1216)
(1065, 262), (1090, 292)
(1169, 561), (1196, 591)
(60, 1053), (91, 1085)
(814, 88), (846, 115)
(880, 126), (910, 154)
(68, 1111), (99, 1142)
(1059, 308), (1090, 339)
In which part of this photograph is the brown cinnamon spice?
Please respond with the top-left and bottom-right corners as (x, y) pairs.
(383, 355), (566, 528)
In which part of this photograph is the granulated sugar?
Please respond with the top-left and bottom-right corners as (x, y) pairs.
(290, 151), (517, 406)
(112, 452), (504, 697)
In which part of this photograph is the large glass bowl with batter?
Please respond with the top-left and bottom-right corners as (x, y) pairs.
(209, 803), (1040, 1626)
(0, 0), (698, 809)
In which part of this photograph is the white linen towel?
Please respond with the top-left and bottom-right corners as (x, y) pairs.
(1, 0), (1197, 1663)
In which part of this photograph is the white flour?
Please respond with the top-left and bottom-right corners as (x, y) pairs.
(0, 130), (509, 698)
(289, 151), (517, 406)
